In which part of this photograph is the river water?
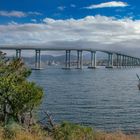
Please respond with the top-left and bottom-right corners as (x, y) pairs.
(29, 66), (140, 133)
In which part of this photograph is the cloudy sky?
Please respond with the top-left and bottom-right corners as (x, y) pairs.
(0, 0), (140, 57)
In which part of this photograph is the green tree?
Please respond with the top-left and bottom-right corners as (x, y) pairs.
(0, 51), (43, 124)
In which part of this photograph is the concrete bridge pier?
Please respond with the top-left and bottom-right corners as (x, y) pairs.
(118, 55), (122, 68)
(79, 50), (83, 69)
(64, 50), (71, 69)
(135, 58), (138, 66)
(133, 58), (137, 67)
(116, 54), (119, 68)
(122, 55), (125, 67)
(116, 54), (122, 68)
(128, 57), (131, 67)
(138, 59), (140, 66)
(129, 57), (133, 67)
(136, 59), (139, 66)
(16, 49), (21, 58)
(136, 59), (138, 66)
(132, 57), (135, 67)
(75, 50), (83, 69)
(132, 57), (134, 67)
(124, 56), (127, 68)
(120, 55), (123, 68)
(106, 53), (113, 68)
(88, 51), (96, 69)
(130, 57), (132, 67)
(129, 57), (131, 67)
(127, 56), (130, 67)
(135, 58), (137, 67)
(136, 58), (138, 67)
(122, 55), (128, 68)
(136, 58), (139, 66)
(34, 50), (41, 70)
(76, 50), (80, 69)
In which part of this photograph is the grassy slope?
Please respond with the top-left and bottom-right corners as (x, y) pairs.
(0, 122), (139, 140)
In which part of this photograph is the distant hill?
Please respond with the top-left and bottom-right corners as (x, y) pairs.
(7, 53), (108, 67)
(22, 52), (107, 62)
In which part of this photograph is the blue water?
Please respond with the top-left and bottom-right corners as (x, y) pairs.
(29, 66), (140, 133)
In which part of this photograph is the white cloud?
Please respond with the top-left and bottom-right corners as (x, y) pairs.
(0, 10), (42, 18)
(0, 11), (26, 18)
(8, 21), (18, 25)
(0, 15), (140, 57)
(85, 1), (128, 9)
(70, 4), (76, 8)
(31, 19), (37, 23)
(28, 11), (42, 16)
(57, 6), (66, 11)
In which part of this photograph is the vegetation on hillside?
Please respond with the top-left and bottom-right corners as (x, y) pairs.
(0, 121), (139, 140)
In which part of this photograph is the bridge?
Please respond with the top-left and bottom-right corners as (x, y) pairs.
(0, 44), (140, 70)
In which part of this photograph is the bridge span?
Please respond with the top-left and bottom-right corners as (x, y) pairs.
(0, 44), (140, 70)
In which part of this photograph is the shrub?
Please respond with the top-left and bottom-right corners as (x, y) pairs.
(52, 122), (95, 140)
(0, 52), (43, 125)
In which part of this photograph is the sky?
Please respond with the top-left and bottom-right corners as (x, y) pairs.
(0, 0), (140, 57)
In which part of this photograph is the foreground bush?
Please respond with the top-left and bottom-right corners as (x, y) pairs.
(0, 52), (43, 125)
(0, 122), (139, 140)
(52, 122), (95, 140)
(52, 122), (139, 140)
(0, 122), (50, 140)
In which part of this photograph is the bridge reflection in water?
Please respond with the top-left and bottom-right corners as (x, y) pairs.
(0, 45), (140, 70)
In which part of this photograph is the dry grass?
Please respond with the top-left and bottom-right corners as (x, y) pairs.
(0, 122), (139, 140)
(95, 131), (139, 140)
(0, 123), (52, 140)
(12, 130), (51, 140)
(51, 122), (140, 140)
(0, 131), (139, 140)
